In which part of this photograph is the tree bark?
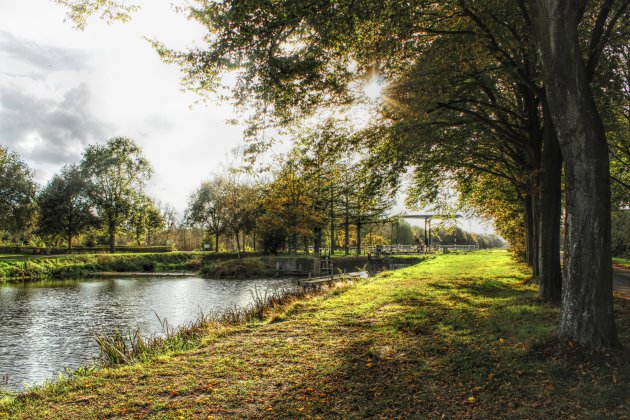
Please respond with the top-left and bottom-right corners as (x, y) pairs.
(344, 214), (350, 255)
(67, 213), (73, 251)
(524, 193), (536, 269)
(531, 179), (541, 278)
(291, 233), (298, 255)
(356, 220), (362, 256)
(108, 222), (116, 253)
(215, 233), (219, 254)
(530, 0), (618, 346)
(538, 108), (563, 303)
(314, 227), (322, 255)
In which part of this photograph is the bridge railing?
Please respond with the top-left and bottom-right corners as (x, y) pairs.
(306, 247), (330, 255)
(364, 245), (422, 254)
(366, 244), (480, 254)
(305, 244), (480, 255)
(440, 245), (479, 251)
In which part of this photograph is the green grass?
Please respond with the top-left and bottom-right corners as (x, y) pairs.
(1, 251), (628, 418)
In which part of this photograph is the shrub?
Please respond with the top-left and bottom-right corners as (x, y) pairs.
(199, 257), (275, 279)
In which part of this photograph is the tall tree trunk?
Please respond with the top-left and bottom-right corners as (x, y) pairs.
(524, 193), (536, 269)
(291, 233), (298, 255)
(356, 220), (362, 256)
(314, 227), (322, 255)
(522, 86), (543, 278)
(108, 222), (116, 253)
(530, 0), (618, 347)
(67, 214), (73, 251)
(538, 109), (563, 303)
(215, 233), (219, 254)
(530, 179), (541, 278)
(235, 231), (241, 259)
(344, 215), (350, 255)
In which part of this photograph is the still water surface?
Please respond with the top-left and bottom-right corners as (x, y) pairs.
(0, 276), (295, 391)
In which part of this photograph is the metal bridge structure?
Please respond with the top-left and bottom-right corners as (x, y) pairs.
(396, 213), (463, 251)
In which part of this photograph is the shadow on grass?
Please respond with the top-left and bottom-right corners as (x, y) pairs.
(266, 277), (630, 418)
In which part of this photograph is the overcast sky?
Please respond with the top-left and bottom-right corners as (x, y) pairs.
(0, 1), (494, 234)
(0, 0), (245, 215)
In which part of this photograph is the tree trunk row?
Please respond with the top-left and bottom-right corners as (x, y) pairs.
(529, 0), (618, 347)
(523, 101), (563, 305)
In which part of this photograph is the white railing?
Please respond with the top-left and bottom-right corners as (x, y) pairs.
(305, 244), (480, 255)
(307, 246), (330, 255)
(365, 245), (423, 254)
(440, 245), (479, 251)
(366, 244), (480, 254)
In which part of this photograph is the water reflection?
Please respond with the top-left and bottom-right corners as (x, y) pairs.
(0, 276), (294, 392)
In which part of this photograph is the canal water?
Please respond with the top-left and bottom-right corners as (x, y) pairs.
(0, 276), (295, 392)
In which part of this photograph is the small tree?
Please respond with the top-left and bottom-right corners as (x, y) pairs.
(257, 158), (324, 255)
(0, 147), (37, 241)
(38, 164), (97, 249)
(223, 180), (260, 257)
(127, 195), (164, 246)
(185, 176), (229, 252)
(80, 137), (152, 253)
(158, 202), (179, 246)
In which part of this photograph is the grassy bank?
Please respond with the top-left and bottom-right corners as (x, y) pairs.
(1, 251), (629, 418)
(0, 252), (205, 282)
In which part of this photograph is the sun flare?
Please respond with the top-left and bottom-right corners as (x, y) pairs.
(363, 77), (383, 100)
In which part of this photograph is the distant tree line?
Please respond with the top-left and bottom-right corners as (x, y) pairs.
(184, 149), (395, 255)
(184, 144), (505, 256)
(1, 139), (505, 256)
(0, 138), (173, 252)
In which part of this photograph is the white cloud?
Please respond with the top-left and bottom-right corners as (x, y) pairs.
(0, 0), (244, 216)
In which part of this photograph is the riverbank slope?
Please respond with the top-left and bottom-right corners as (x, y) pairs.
(2, 251), (629, 418)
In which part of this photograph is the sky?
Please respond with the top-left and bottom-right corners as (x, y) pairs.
(0, 0), (240, 213)
(0, 0), (495, 235)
